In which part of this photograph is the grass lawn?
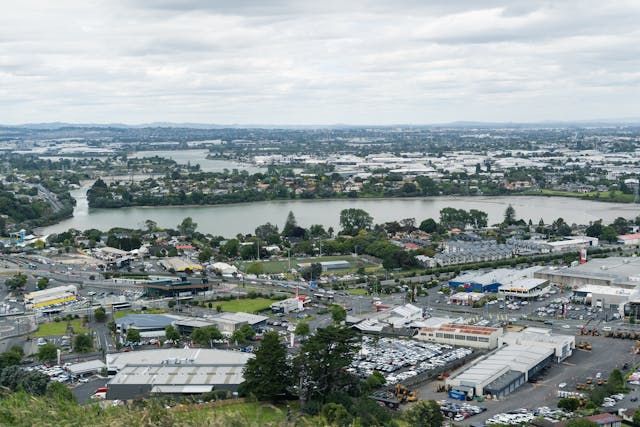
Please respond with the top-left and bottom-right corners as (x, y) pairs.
(346, 288), (368, 295)
(113, 307), (166, 320)
(175, 401), (298, 425)
(216, 298), (277, 313)
(33, 319), (89, 337)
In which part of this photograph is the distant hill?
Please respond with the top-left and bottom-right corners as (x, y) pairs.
(3, 118), (640, 130)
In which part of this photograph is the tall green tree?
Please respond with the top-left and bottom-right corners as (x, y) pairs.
(144, 219), (157, 231)
(73, 334), (93, 353)
(0, 366), (49, 395)
(125, 329), (141, 343)
(403, 400), (443, 427)
(282, 211), (298, 237)
(339, 208), (373, 235)
(4, 273), (27, 292)
(468, 209), (488, 228)
(241, 331), (291, 400)
(295, 325), (359, 405)
(165, 325), (180, 342)
(94, 306), (107, 322)
(190, 326), (223, 346)
(294, 321), (310, 337)
(198, 247), (213, 263)
(0, 349), (22, 370)
(503, 204), (517, 225)
(177, 217), (198, 236)
(600, 226), (618, 242)
(255, 222), (280, 241)
(329, 305), (347, 323)
(37, 343), (58, 362)
(221, 239), (239, 258)
(609, 368), (624, 388)
(36, 277), (49, 290)
(419, 218), (438, 233)
(439, 207), (469, 229)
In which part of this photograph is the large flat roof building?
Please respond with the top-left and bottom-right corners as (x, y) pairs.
(24, 285), (77, 310)
(499, 278), (550, 299)
(447, 328), (574, 399)
(535, 257), (640, 288)
(106, 348), (253, 400)
(449, 267), (544, 293)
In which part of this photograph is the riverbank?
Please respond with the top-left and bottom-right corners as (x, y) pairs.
(523, 189), (636, 204)
(87, 189), (638, 210)
(39, 192), (638, 237)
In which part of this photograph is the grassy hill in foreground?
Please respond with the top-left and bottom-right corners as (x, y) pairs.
(0, 393), (318, 427)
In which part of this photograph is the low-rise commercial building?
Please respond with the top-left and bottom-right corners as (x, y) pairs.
(449, 267), (544, 294)
(67, 359), (106, 377)
(204, 312), (269, 334)
(416, 322), (503, 349)
(448, 292), (486, 305)
(352, 304), (425, 334)
(296, 260), (351, 271)
(24, 285), (77, 310)
(159, 257), (202, 272)
(271, 296), (309, 314)
(499, 278), (550, 299)
(499, 328), (575, 363)
(446, 328), (574, 399)
(106, 348), (253, 400)
(544, 236), (598, 252)
(572, 284), (634, 315)
(116, 314), (178, 337)
(617, 233), (640, 246)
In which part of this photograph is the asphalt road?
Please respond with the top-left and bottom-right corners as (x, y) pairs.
(414, 334), (640, 425)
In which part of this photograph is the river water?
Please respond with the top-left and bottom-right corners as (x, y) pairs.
(128, 150), (265, 174)
(40, 184), (638, 237)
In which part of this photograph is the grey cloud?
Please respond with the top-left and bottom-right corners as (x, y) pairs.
(1, 0), (640, 124)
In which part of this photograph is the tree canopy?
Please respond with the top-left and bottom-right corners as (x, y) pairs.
(37, 343), (58, 362)
(403, 400), (444, 427)
(241, 331), (291, 400)
(339, 208), (373, 235)
(295, 324), (359, 405)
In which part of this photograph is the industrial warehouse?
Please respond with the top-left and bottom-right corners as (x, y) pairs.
(24, 285), (77, 310)
(105, 348), (253, 400)
(535, 256), (640, 288)
(446, 328), (574, 400)
(448, 267), (545, 294)
(116, 312), (268, 337)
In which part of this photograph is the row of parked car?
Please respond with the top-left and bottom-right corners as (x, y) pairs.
(349, 337), (473, 384)
(439, 400), (487, 422)
(23, 363), (89, 384)
(485, 407), (572, 425)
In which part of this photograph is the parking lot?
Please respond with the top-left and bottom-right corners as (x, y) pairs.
(350, 336), (473, 385)
(414, 334), (637, 424)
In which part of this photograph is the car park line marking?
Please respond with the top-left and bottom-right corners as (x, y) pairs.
(562, 361), (576, 366)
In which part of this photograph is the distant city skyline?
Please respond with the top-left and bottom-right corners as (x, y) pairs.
(2, 1), (640, 125)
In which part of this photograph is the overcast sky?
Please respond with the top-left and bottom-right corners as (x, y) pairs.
(2, 1), (640, 125)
